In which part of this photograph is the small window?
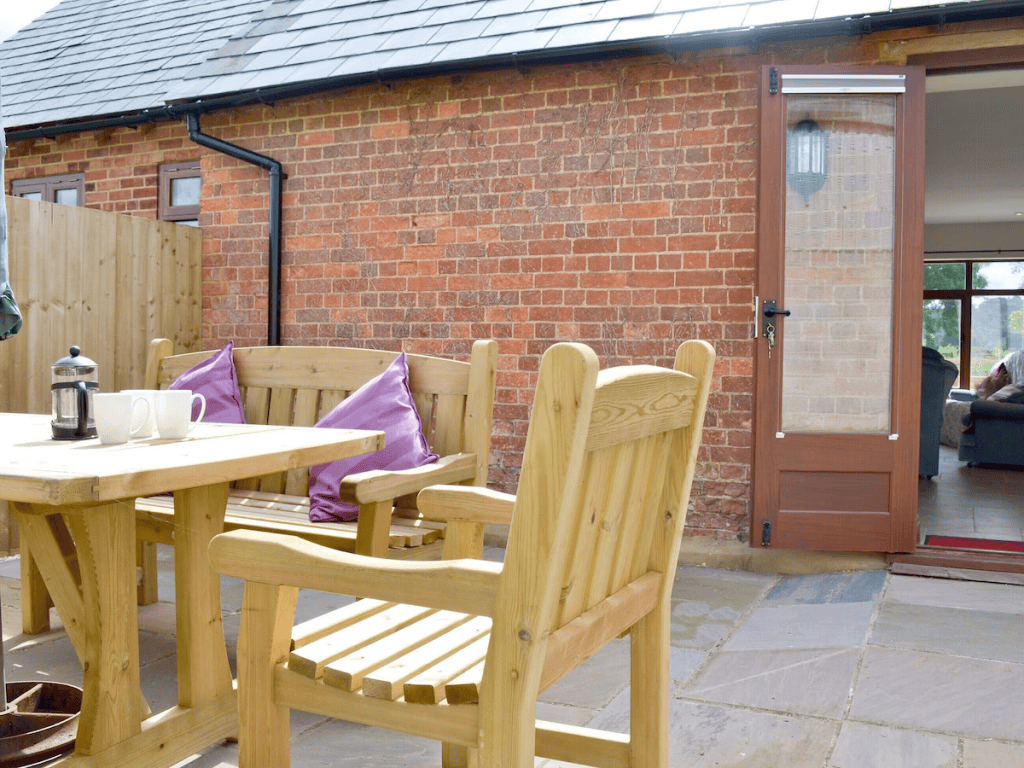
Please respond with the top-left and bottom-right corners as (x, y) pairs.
(159, 162), (201, 226)
(10, 174), (84, 206)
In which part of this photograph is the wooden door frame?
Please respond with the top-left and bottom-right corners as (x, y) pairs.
(890, 45), (1024, 572)
(751, 64), (926, 553)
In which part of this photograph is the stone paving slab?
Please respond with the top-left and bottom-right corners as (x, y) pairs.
(541, 697), (838, 768)
(885, 574), (1024, 614)
(850, 646), (1024, 742)
(962, 739), (1024, 768)
(828, 722), (958, 768)
(871, 602), (1024, 663)
(670, 567), (775, 650)
(721, 601), (877, 652)
(679, 647), (861, 718)
(762, 570), (888, 606)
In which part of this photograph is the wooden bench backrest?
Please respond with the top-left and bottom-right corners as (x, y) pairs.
(144, 340), (493, 498)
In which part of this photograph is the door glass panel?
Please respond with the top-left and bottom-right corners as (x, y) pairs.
(781, 95), (896, 432)
(922, 298), (961, 388)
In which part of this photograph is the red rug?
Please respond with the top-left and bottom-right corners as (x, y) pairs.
(924, 535), (1024, 554)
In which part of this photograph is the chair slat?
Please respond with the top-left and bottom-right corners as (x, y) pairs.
(362, 616), (492, 701)
(406, 636), (490, 705)
(440, 657), (487, 706)
(432, 392), (465, 456)
(291, 599), (391, 651)
(323, 610), (472, 692)
(289, 603), (433, 680)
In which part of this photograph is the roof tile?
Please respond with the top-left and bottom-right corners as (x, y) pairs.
(674, 4), (749, 34)
(426, 1), (486, 24)
(743, 0), (818, 27)
(429, 18), (492, 43)
(545, 19), (618, 48)
(481, 10), (547, 35)
(609, 12), (681, 39)
(383, 42), (446, 68)
(538, 4), (604, 28)
(474, 0), (534, 19)
(434, 35), (498, 61)
(486, 27), (557, 54)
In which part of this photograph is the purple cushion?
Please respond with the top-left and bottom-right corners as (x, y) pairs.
(168, 342), (245, 424)
(309, 352), (437, 523)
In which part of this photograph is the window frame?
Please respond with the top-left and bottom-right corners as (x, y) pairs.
(10, 173), (85, 205)
(923, 258), (1024, 386)
(158, 161), (201, 224)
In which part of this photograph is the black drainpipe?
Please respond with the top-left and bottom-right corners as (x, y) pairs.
(186, 113), (283, 346)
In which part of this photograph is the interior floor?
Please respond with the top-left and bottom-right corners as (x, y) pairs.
(918, 444), (1024, 544)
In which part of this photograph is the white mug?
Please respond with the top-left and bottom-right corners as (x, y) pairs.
(94, 392), (151, 444)
(154, 390), (206, 439)
(121, 389), (157, 438)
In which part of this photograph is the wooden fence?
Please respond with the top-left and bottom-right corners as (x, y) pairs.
(0, 195), (203, 553)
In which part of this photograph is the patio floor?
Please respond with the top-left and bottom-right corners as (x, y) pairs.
(1, 546), (1022, 767)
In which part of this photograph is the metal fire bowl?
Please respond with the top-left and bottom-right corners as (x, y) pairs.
(0, 682), (81, 767)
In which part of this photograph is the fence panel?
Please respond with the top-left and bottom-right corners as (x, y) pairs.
(0, 196), (202, 553)
(0, 195), (202, 414)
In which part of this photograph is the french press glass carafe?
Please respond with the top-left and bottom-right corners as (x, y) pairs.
(51, 346), (98, 439)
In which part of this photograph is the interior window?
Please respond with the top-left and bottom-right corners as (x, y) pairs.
(923, 259), (1024, 388)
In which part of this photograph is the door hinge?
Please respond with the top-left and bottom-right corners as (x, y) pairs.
(768, 67), (779, 95)
(761, 520), (772, 547)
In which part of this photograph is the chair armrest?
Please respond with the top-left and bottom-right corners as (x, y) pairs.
(337, 453), (478, 505)
(948, 388), (977, 403)
(209, 530), (500, 616)
(968, 399), (1024, 423)
(417, 485), (516, 526)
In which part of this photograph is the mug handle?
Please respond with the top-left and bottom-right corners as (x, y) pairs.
(128, 398), (151, 438)
(188, 392), (207, 432)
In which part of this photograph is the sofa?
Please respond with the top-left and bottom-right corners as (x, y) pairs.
(958, 350), (1024, 467)
(920, 346), (958, 478)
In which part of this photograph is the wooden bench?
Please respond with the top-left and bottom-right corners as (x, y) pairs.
(19, 338), (497, 631)
(134, 338), (499, 604)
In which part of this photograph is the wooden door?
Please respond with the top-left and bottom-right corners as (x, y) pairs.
(752, 65), (925, 552)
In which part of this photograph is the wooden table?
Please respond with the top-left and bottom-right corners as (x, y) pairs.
(0, 413), (384, 767)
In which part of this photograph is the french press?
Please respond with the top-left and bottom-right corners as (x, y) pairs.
(51, 346), (98, 439)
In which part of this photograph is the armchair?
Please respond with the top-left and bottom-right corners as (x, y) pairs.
(920, 346), (958, 477)
(209, 339), (716, 768)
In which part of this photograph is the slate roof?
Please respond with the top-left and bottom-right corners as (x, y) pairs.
(0, 0), (1015, 131)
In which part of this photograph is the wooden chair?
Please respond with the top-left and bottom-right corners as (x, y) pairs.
(210, 339), (715, 768)
(19, 339), (498, 634)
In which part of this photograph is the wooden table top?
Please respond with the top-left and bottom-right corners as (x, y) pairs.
(0, 413), (384, 507)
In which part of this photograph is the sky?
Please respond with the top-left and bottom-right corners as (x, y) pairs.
(0, 0), (62, 43)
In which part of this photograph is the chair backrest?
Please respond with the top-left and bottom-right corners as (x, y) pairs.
(143, 339), (496, 496)
(480, 341), (714, 729)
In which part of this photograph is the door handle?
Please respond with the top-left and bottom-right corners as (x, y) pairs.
(763, 300), (791, 319)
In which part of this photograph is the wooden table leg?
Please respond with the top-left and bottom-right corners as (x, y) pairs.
(14, 510), (82, 646)
(173, 482), (233, 708)
(64, 503), (142, 754)
(17, 526), (54, 635)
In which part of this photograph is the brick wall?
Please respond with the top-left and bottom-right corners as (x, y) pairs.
(4, 31), (891, 541)
(5, 123), (197, 218)
(199, 51), (768, 539)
